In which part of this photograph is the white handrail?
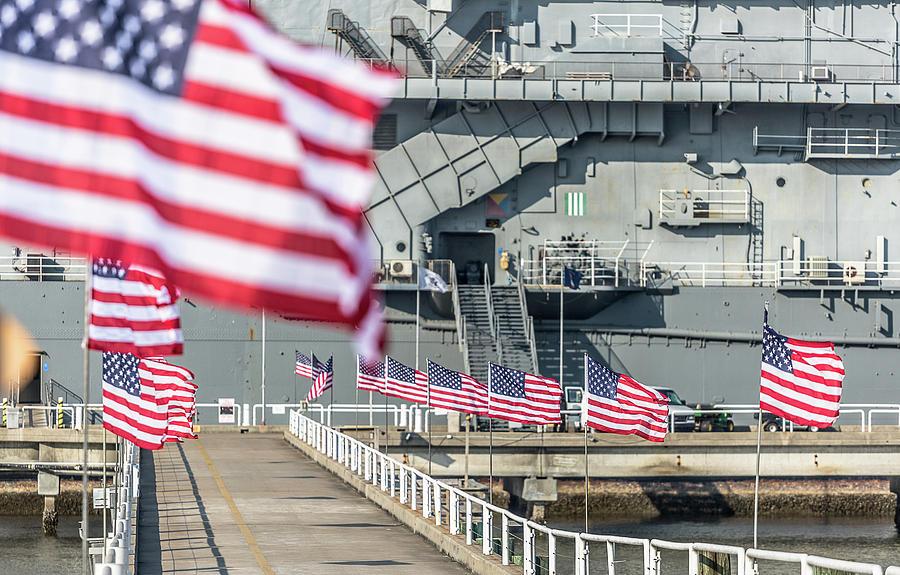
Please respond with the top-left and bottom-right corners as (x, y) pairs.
(288, 410), (900, 575)
(91, 440), (139, 573)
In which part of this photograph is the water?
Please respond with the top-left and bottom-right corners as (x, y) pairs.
(541, 516), (900, 575)
(0, 516), (82, 574)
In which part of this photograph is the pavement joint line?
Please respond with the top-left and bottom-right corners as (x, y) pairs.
(195, 439), (276, 575)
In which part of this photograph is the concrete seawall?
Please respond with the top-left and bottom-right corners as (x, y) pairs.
(0, 479), (99, 515)
(283, 431), (518, 575)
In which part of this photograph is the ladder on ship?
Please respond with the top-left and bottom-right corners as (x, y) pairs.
(326, 9), (389, 65)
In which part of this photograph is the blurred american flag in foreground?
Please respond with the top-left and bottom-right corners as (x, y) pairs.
(0, 0), (396, 354)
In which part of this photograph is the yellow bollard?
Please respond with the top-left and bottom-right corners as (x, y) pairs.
(56, 398), (63, 429)
(2, 398), (6, 427)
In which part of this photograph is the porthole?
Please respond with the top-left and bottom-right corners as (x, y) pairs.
(776, 177), (786, 188)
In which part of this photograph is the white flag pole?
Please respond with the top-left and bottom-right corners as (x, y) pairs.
(583, 353), (589, 533)
(753, 301), (769, 549)
(81, 258), (92, 575)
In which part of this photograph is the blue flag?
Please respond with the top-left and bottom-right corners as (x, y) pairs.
(563, 266), (583, 290)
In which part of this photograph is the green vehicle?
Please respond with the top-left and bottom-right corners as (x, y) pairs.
(693, 402), (735, 432)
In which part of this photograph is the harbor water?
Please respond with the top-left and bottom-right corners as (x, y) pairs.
(2, 516), (81, 574)
(544, 516), (900, 574)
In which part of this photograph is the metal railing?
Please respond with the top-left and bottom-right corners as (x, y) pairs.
(807, 128), (900, 159)
(374, 258), (454, 287)
(638, 259), (900, 289)
(484, 263), (496, 340)
(450, 262), (471, 374)
(375, 56), (898, 83)
(289, 411), (899, 575)
(522, 239), (633, 288)
(659, 189), (750, 223)
(517, 278), (540, 373)
(91, 440), (139, 574)
(590, 13), (663, 37)
(0, 254), (88, 281)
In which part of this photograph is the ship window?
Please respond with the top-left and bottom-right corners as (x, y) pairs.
(395, 241), (407, 253)
(776, 177), (786, 188)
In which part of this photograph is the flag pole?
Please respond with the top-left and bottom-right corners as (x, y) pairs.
(488, 364), (493, 505)
(354, 356), (360, 432)
(81, 258), (92, 575)
(753, 301), (769, 549)
(583, 353), (589, 532)
(383, 356), (389, 456)
(559, 275), (564, 396)
(261, 308), (266, 425)
(426, 360), (432, 476)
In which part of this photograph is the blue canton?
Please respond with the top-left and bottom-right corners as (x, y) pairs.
(359, 357), (383, 378)
(93, 258), (128, 279)
(313, 355), (332, 375)
(428, 360), (460, 390)
(586, 355), (618, 399)
(0, 0), (202, 94)
(387, 357), (414, 383)
(762, 325), (793, 373)
(295, 351), (311, 366)
(102, 351), (140, 396)
(489, 363), (525, 398)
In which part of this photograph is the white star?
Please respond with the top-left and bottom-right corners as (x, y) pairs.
(123, 13), (140, 34)
(55, 35), (78, 62)
(99, 6), (116, 26)
(140, 0), (164, 22)
(33, 11), (56, 38)
(57, 0), (79, 20)
(171, 0), (194, 11)
(115, 30), (133, 50)
(0, 4), (17, 27)
(138, 38), (157, 60)
(15, 0), (33, 11)
(101, 46), (122, 69)
(159, 23), (184, 50)
(152, 64), (174, 90)
(130, 58), (146, 77)
(80, 19), (103, 46)
(17, 30), (34, 53)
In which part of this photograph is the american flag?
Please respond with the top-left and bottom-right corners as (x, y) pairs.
(356, 355), (384, 394)
(141, 356), (197, 440)
(294, 351), (312, 378)
(427, 359), (487, 415)
(88, 258), (183, 357)
(102, 352), (196, 449)
(306, 354), (333, 401)
(0, 0), (396, 356)
(487, 363), (561, 425)
(384, 356), (427, 405)
(760, 320), (844, 428)
(582, 354), (668, 442)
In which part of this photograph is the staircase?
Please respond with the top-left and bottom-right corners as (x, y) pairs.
(391, 16), (442, 76)
(443, 11), (504, 77)
(491, 286), (538, 373)
(456, 284), (497, 384)
(326, 9), (389, 64)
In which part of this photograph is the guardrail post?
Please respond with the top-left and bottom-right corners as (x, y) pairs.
(380, 456), (387, 491)
(449, 490), (459, 534)
(482, 504), (492, 555)
(608, 541), (617, 575)
(389, 461), (396, 497)
(523, 524), (535, 575)
(501, 514), (510, 565)
(434, 483), (442, 525)
(689, 545), (699, 575)
(465, 498), (473, 545)
(423, 480), (432, 518)
(411, 472), (418, 511)
(400, 468), (408, 504)
(548, 532), (557, 575)
(575, 535), (588, 575)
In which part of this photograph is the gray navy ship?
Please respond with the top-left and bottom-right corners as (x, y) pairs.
(2, 0), (899, 423)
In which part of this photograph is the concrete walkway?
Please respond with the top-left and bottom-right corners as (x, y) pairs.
(137, 433), (470, 574)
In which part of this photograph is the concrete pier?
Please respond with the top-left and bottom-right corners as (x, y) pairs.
(137, 433), (472, 574)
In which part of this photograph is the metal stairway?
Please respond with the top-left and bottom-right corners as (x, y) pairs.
(456, 284), (497, 384)
(491, 286), (538, 373)
(326, 9), (389, 64)
(443, 11), (503, 78)
(391, 17), (441, 76)
(366, 101), (665, 259)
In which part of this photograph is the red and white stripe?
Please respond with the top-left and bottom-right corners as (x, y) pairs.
(489, 372), (562, 425)
(356, 355), (384, 394)
(0, 0), (396, 356)
(430, 375), (487, 415)
(103, 357), (197, 450)
(584, 375), (668, 442)
(761, 338), (844, 428)
(385, 358), (429, 405)
(89, 263), (183, 357)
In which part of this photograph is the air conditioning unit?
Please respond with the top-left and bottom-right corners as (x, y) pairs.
(810, 64), (832, 81)
(807, 256), (829, 279)
(842, 262), (866, 285)
(389, 260), (415, 279)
